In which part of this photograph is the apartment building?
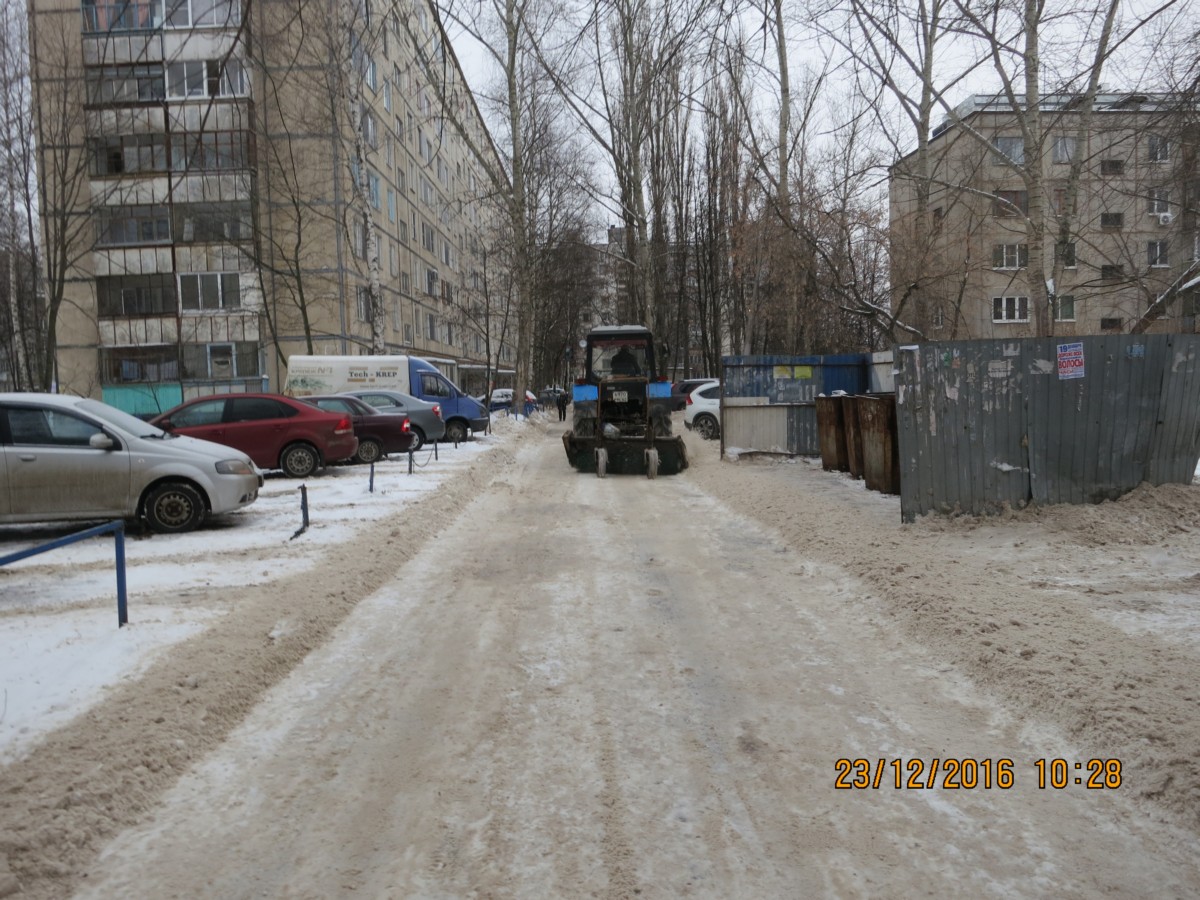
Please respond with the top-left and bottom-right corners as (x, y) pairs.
(28, 0), (506, 413)
(889, 93), (1198, 340)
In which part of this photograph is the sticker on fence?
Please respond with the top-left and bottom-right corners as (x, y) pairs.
(1057, 342), (1086, 380)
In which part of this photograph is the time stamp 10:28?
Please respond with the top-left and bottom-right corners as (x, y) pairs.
(834, 758), (1123, 790)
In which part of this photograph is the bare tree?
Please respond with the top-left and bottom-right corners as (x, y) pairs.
(0, 2), (40, 389)
(27, 1), (96, 391)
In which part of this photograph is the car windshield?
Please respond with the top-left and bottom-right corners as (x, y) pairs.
(79, 398), (166, 438)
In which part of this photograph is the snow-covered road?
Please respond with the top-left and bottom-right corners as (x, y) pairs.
(58, 428), (1200, 899)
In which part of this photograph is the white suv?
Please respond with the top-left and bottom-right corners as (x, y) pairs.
(682, 382), (721, 439)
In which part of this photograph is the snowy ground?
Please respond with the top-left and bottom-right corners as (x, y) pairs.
(0, 423), (508, 767)
(1, 411), (1199, 898)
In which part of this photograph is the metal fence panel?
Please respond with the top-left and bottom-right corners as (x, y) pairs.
(896, 335), (1200, 522)
(721, 354), (869, 456)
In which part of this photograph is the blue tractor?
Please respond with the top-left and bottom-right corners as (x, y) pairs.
(562, 325), (688, 478)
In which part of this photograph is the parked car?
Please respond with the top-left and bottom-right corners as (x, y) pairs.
(671, 378), (718, 411)
(479, 388), (538, 414)
(342, 390), (446, 450)
(0, 392), (261, 534)
(149, 393), (358, 478)
(683, 382), (721, 439)
(299, 395), (417, 463)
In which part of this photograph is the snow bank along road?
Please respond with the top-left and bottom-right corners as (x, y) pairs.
(8, 419), (1200, 898)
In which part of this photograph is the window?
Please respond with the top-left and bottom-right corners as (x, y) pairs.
(171, 132), (250, 171)
(6, 407), (105, 446)
(1053, 295), (1076, 322)
(1056, 241), (1077, 269)
(389, 242), (397, 276)
(993, 137), (1024, 164)
(1100, 317), (1123, 331)
(166, 59), (246, 98)
(100, 345), (180, 382)
(992, 243), (1028, 269)
(384, 80), (392, 112)
(1148, 134), (1169, 162)
(1100, 212), (1124, 229)
(404, 323), (413, 344)
(351, 216), (366, 258)
(420, 221), (435, 251)
(1100, 264), (1125, 281)
(426, 267), (438, 296)
(82, 0), (161, 32)
(165, 0), (241, 27)
(993, 190), (1028, 217)
(91, 134), (168, 175)
(362, 110), (378, 148)
(179, 272), (241, 310)
(992, 296), (1029, 323)
(1147, 189), (1170, 215)
(85, 65), (165, 104)
(95, 205), (170, 245)
(173, 202), (253, 242)
(1100, 159), (1125, 176)
(426, 313), (436, 339)
(1051, 188), (1076, 216)
(387, 189), (396, 223)
(400, 272), (410, 295)
(1052, 136), (1076, 164)
(1148, 240), (1170, 268)
(97, 274), (177, 316)
(367, 171), (381, 209)
(179, 344), (259, 380)
(357, 286), (372, 321)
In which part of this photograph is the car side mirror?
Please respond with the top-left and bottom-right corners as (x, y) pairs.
(89, 432), (114, 450)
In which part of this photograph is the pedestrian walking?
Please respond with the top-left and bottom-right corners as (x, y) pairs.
(556, 391), (569, 422)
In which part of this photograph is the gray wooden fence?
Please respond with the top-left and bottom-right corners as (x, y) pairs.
(895, 335), (1200, 522)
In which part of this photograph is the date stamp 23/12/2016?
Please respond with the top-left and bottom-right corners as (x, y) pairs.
(834, 758), (1123, 791)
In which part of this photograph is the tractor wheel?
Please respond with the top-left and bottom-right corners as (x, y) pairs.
(596, 448), (608, 478)
(645, 448), (659, 479)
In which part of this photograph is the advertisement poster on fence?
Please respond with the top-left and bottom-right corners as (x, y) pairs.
(1057, 342), (1086, 380)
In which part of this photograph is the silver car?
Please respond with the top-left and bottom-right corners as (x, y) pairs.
(342, 390), (446, 450)
(0, 393), (262, 534)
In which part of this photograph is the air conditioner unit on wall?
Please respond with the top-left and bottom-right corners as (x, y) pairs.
(1158, 212), (1174, 226)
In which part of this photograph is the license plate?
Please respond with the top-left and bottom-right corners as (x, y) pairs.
(612, 390), (628, 403)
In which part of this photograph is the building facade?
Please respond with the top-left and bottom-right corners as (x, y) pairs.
(28, 0), (508, 413)
(889, 93), (1199, 340)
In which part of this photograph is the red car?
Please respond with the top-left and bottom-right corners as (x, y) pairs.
(150, 393), (358, 478)
(300, 394), (417, 463)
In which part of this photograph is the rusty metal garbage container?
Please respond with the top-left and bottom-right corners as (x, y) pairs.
(815, 395), (850, 472)
(857, 393), (900, 494)
(845, 397), (865, 479)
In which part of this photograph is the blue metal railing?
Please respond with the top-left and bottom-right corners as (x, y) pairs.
(0, 521), (128, 627)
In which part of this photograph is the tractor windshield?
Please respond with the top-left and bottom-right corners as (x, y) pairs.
(590, 338), (651, 380)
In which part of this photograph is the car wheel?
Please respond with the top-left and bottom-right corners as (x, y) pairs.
(143, 481), (206, 534)
(696, 414), (720, 440)
(409, 426), (426, 452)
(280, 442), (320, 477)
(445, 419), (468, 444)
(355, 438), (383, 464)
